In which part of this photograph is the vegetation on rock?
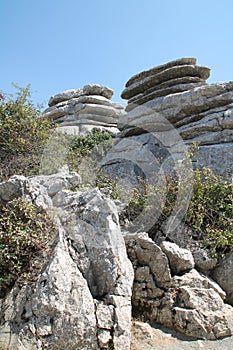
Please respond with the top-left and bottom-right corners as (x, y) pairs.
(0, 85), (232, 299)
(119, 167), (233, 259)
(0, 85), (55, 181)
(0, 198), (56, 297)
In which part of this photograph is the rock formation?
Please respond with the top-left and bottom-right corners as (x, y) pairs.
(119, 57), (233, 175)
(0, 171), (134, 350)
(43, 84), (125, 136)
(1, 59), (233, 349)
(0, 172), (233, 348)
(121, 57), (210, 111)
(125, 232), (233, 340)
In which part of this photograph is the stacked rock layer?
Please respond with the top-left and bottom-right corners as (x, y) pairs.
(43, 84), (125, 136)
(119, 58), (233, 175)
(121, 57), (210, 112)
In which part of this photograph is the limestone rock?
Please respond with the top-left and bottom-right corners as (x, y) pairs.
(124, 233), (233, 340)
(0, 175), (28, 203)
(0, 238), (99, 350)
(44, 85), (125, 136)
(211, 252), (233, 305)
(121, 64), (210, 100)
(160, 241), (195, 274)
(124, 232), (171, 284)
(190, 244), (218, 272)
(118, 58), (233, 175)
(126, 81), (205, 112)
(0, 172), (134, 350)
(125, 57), (197, 87)
(48, 84), (114, 107)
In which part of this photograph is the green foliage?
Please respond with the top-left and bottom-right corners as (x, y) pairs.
(67, 129), (113, 172)
(40, 129), (114, 176)
(0, 85), (55, 181)
(0, 198), (56, 296)
(112, 167), (232, 259)
(186, 168), (233, 257)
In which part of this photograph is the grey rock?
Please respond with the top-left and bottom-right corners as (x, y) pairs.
(124, 231), (233, 340)
(29, 170), (82, 197)
(46, 103), (124, 122)
(178, 109), (233, 141)
(48, 84), (114, 107)
(58, 124), (119, 136)
(119, 82), (233, 130)
(126, 81), (205, 111)
(125, 57), (197, 87)
(0, 175), (28, 203)
(0, 239), (99, 350)
(44, 95), (122, 119)
(121, 65), (210, 100)
(160, 241), (195, 274)
(190, 244), (218, 272)
(174, 103), (233, 128)
(194, 143), (233, 176)
(212, 252), (233, 305)
(172, 270), (232, 339)
(173, 268), (226, 300)
(0, 172), (134, 350)
(95, 301), (114, 329)
(116, 71), (233, 176)
(124, 232), (171, 284)
(106, 294), (132, 349)
(44, 85), (125, 136)
(128, 76), (204, 104)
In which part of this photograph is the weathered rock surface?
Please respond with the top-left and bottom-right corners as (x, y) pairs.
(126, 57), (197, 87)
(124, 232), (233, 340)
(160, 241), (195, 274)
(211, 252), (233, 305)
(44, 84), (125, 136)
(48, 84), (114, 106)
(119, 58), (233, 175)
(122, 58), (210, 104)
(0, 171), (134, 350)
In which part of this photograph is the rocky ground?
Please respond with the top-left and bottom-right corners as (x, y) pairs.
(131, 320), (233, 350)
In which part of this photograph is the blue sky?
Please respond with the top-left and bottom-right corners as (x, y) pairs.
(1, 0), (233, 108)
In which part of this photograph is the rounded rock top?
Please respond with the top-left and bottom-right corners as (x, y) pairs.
(125, 57), (197, 87)
(48, 84), (114, 107)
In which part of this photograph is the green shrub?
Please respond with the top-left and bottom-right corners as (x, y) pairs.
(67, 129), (113, 172)
(39, 128), (114, 176)
(0, 85), (55, 181)
(0, 198), (56, 297)
(114, 167), (232, 259)
(186, 168), (233, 257)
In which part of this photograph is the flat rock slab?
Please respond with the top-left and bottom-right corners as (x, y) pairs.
(126, 82), (205, 111)
(126, 57), (197, 87)
(49, 84), (114, 107)
(121, 65), (210, 100)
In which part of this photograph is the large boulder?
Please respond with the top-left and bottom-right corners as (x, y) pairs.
(0, 173), (134, 350)
(119, 58), (233, 176)
(43, 84), (125, 136)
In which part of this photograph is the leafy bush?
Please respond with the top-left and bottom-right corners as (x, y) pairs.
(0, 198), (56, 296)
(114, 167), (232, 259)
(0, 85), (55, 181)
(39, 128), (113, 176)
(186, 168), (233, 257)
(67, 129), (113, 172)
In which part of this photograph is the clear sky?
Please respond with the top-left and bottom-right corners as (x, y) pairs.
(1, 0), (233, 108)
